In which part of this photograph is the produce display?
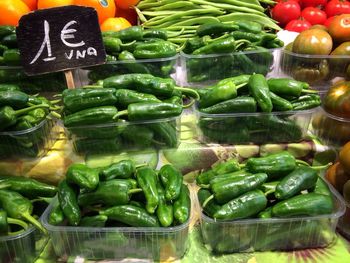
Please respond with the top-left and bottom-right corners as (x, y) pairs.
(182, 21), (282, 83)
(197, 74), (321, 144)
(62, 74), (200, 154)
(197, 151), (339, 253)
(0, 88), (60, 158)
(281, 24), (350, 85)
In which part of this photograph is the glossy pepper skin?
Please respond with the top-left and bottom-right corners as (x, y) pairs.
(210, 173), (268, 204)
(143, 29), (168, 40)
(48, 203), (64, 226)
(0, 84), (20, 91)
(272, 193), (334, 217)
(217, 74), (251, 87)
(314, 178), (332, 196)
(147, 122), (178, 148)
(245, 151), (297, 179)
(0, 190), (47, 233)
(267, 78), (312, 99)
(275, 166), (318, 200)
(258, 206), (272, 219)
(0, 175), (57, 198)
(99, 160), (136, 181)
(102, 26), (143, 42)
(199, 81), (237, 109)
(196, 22), (238, 37)
(121, 125), (154, 148)
(63, 106), (118, 127)
(156, 184), (173, 227)
(291, 94), (321, 110)
(133, 40), (177, 59)
(0, 90), (28, 109)
(118, 51), (151, 74)
(212, 159), (241, 175)
(58, 180), (81, 226)
(198, 189), (221, 218)
(269, 91), (293, 111)
(173, 185), (191, 224)
(193, 36), (236, 55)
(62, 88), (117, 113)
(100, 205), (160, 227)
(200, 96), (257, 114)
(3, 49), (20, 66)
(209, 170), (251, 186)
(66, 164), (99, 191)
(0, 210), (28, 235)
(136, 167), (159, 214)
(214, 189), (267, 220)
(235, 21), (262, 34)
(248, 74), (273, 112)
(159, 164), (183, 202)
(115, 89), (161, 109)
(79, 215), (108, 227)
(196, 170), (216, 185)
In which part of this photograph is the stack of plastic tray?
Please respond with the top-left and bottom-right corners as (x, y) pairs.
(198, 178), (345, 253)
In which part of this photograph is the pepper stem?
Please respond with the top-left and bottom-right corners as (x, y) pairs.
(311, 162), (333, 170)
(22, 212), (47, 235)
(301, 89), (319, 94)
(235, 39), (251, 50)
(198, 184), (210, 189)
(50, 111), (62, 119)
(136, 163), (148, 169)
(202, 194), (214, 208)
(83, 85), (103, 89)
(53, 94), (62, 98)
(264, 189), (275, 196)
(0, 183), (10, 190)
(113, 110), (128, 120)
(174, 87), (200, 100)
(120, 40), (136, 47)
(236, 83), (247, 89)
(128, 188), (143, 195)
(296, 159), (311, 166)
(183, 98), (195, 108)
(8, 217), (29, 231)
(14, 104), (50, 117)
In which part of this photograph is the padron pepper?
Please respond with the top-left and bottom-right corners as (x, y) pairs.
(147, 122), (178, 148)
(248, 74), (273, 112)
(291, 94), (321, 110)
(66, 164), (100, 191)
(0, 90), (29, 109)
(173, 184), (191, 224)
(258, 206), (272, 219)
(58, 180), (80, 226)
(196, 22), (238, 37)
(115, 89), (161, 109)
(208, 170), (250, 186)
(143, 29), (168, 40)
(79, 215), (108, 227)
(159, 164), (183, 202)
(48, 202), (64, 226)
(121, 125), (155, 148)
(133, 40), (177, 59)
(118, 51), (151, 74)
(136, 167), (159, 214)
(0, 84), (20, 91)
(200, 96), (257, 114)
(197, 189), (221, 218)
(269, 91), (293, 111)
(102, 26), (143, 42)
(156, 184), (173, 227)
(267, 78), (318, 98)
(99, 160), (136, 181)
(193, 36), (238, 55)
(0, 210), (28, 235)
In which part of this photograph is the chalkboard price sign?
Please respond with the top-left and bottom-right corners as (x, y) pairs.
(17, 5), (106, 76)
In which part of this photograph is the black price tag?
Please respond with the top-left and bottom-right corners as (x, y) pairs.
(16, 5), (106, 76)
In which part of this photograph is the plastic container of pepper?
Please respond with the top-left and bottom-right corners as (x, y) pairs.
(279, 49), (350, 90)
(198, 177), (345, 253)
(0, 118), (59, 159)
(62, 116), (181, 155)
(179, 48), (278, 86)
(74, 54), (179, 86)
(41, 187), (192, 261)
(194, 104), (317, 145)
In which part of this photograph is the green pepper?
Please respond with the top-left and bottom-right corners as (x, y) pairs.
(163, 96), (183, 106)
(193, 36), (236, 55)
(12, 118), (33, 131)
(275, 166), (318, 200)
(208, 170), (250, 186)
(116, 102), (182, 121)
(1, 33), (17, 48)
(212, 158), (241, 175)
(260, 181), (279, 197)
(115, 89), (161, 109)
(230, 31), (261, 42)
(121, 125), (155, 148)
(78, 179), (141, 207)
(267, 78), (317, 98)
(133, 40), (177, 59)
(118, 51), (151, 74)
(173, 185), (190, 224)
(214, 189), (267, 220)
(200, 96), (257, 114)
(99, 160), (136, 181)
(0, 189), (47, 233)
(0, 104), (49, 132)
(0, 25), (15, 39)
(196, 170), (216, 186)
(0, 90), (29, 109)
(74, 137), (122, 154)
(234, 21), (262, 34)
(183, 36), (209, 54)
(0, 84), (20, 91)
(27, 108), (47, 123)
(199, 80), (238, 109)
(62, 88), (117, 113)
(207, 173), (267, 205)
(245, 151), (298, 179)
(156, 184), (173, 227)
(48, 202), (64, 226)
(0, 210), (28, 235)
(100, 205), (159, 227)
(136, 167), (159, 214)
(58, 180), (80, 226)
(0, 45), (8, 57)
(0, 175), (57, 198)
(248, 74), (272, 112)
(159, 164), (183, 202)
(197, 189), (221, 218)
(291, 94), (321, 110)
(270, 91), (293, 111)
(79, 215), (108, 227)
(196, 22), (238, 37)
(63, 106), (118, 127)
(217, 74), (251, 87)
(201, 125), (250, 143)
(102, 26), (143, 42)
(258, 206), (272, 219)
(143, 29), (168, 40)
(66, 164), (99, 191)
(3, 49), (20, 66)
(103, 37), (122, 54)
(102, 74), (199, 99)
(272, 193), (334, 217)
(314, 178), (332, 196)
(147, 122), (178, 148)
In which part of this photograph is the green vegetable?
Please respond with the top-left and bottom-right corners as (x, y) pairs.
(159, 164), (183, 201)
(0, 210), (28, 235)
(197, 188), (221, 217)
(133, 40), (177, 59)
(173, 185), (191, 224)
(248, 74), (272, 112)
(48, 202), (65, 226)
(291, 94), (321, 110)
(115, 89), (161, 109)
(102, 26), (143, 42)
(58, 180), (80, 226)
(267, 78), (317, 98)
(79, 215), (108, 227)
(66, 164), (100, 191)
(99, 160), (136, 181)
(193, 36), (237, 55)
(0, 90), (29, 109)
(156, 184), (173, 227)
(269, 91), (293, 111)
(196, 22), (238, 37)
(136, 167), (159, 214)
(200, 96), (257, 114)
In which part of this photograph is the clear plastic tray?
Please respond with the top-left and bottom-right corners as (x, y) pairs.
(63, 116), (181, 155)
(280, 49), (350, 89)
(41, 191), (191, 261)
(198, 178), (345, 253)
(311, 107), (350, 146)
(338, 201), (350, 240)
(0, 118), (59, 159)
(0, 66), (67, 94)
(74, 55), (179, 86)
(180, 49), (279, 86)
(195, 105), (316, 145)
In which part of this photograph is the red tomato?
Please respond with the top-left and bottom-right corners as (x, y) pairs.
(300, 0), (328, 8)
(328, 14), (350, 42)
(285, 18), (312, 32)
(271, 1), (301, 27)
(324, 16), (337, 27)
(325, 0), (350, 17)
(301, 7), (327, 25)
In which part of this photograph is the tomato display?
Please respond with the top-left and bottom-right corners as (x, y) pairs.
(324, 81), (350, 118)
(271, 1), (301, 26)
(292, 28), (333, 54)
(301, 7), (327, 24)
(325, 0), (350, 17)
(328, 14), (350, 42)
(300, 0), (328, 8)
(100, 17), (131, 31)
(285, 18), (312, 31)
(340, 141), (350, 171)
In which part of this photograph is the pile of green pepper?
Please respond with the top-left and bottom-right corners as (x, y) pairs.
(0, 25), (67, 93)
(197, 74), (321, 144)
(197, 151), (334, 253)
(0, 88), (60, 158)
(49, 160), (190, 228)
(63, 74), (199, 154)
(182, 21), (283, 83)
(87, 26), (178, 82)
